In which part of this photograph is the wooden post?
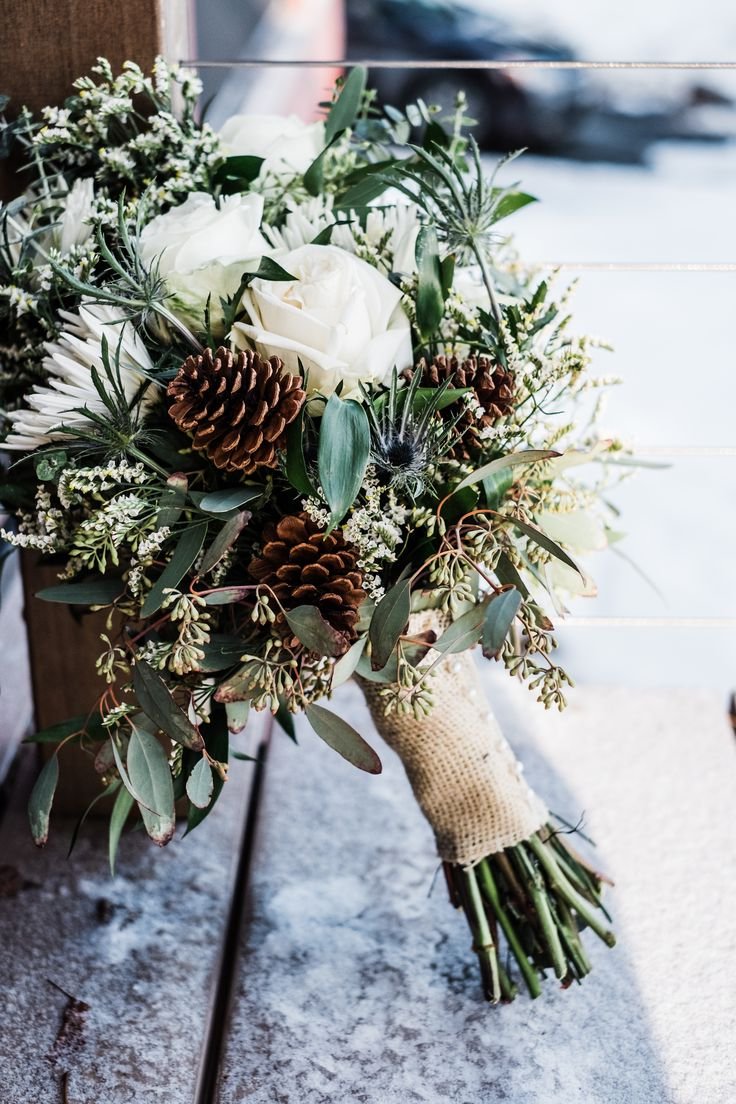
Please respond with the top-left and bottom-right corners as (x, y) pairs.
(0, 0), (193, 808)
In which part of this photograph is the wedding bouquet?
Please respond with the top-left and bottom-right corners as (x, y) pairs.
(0, 59), (624, 1002)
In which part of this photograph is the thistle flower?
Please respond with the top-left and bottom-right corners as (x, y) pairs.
(3, 303), (157, 451)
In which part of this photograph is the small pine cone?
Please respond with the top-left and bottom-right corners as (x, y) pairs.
(248, 513), (365, 651)
(407, 354), (515, 459)
(167, 346), (305, 475)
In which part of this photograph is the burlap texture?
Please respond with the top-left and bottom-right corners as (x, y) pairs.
(360, 612), (547, 866)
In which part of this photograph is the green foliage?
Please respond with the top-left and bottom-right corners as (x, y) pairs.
(305, 702), (382, 774)
(318, 393), (371, 528)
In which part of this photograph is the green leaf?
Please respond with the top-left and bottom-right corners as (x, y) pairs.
(185, 707), (229, 835)
(318, 393), (370, 527)
(24, 712), (105, 744)
(28, 754), (59, 846)
(156, 473), (188, 528)
(368, 576), (411, 671)
(508, 515), (584, 577)
(483, 469), (513, 510)
(325, 65), (367, 143)
(331, 635), (367, 688)
(303, 143), (332, 196)
(305, 702), (382, 774)
(275, 701), (297, 743)
(285, 407), (314, 496)
(482, 588), (522, 658)
(415, 225), (444, 340)
(127, 722), (176, 846)
(453, 449), (559, 495)
(109, 784), (135, 875)
(495, 553), (529, 600)
(198, 634), (246, 672)
(198, 510), (250, 577)
(186, 757), (214, 809)
(334, 168), (397, 210)
(36, 578), (122, 606)
(198, 486), (262, 514)
(225, 700), (250, 734)
(214, 154), (265, 192)
(237, 256), (296, 290)
(355, 649), (399, 684)
(494, 190), (537, 223)
(434, 603), (487, 655)
(140, 521), (207, 617)
(284, 605), (348, 657)
(132, 659), (204, 751)
(202, 586), (251, 607)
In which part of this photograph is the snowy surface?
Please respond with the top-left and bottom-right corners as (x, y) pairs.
(218, 675), (736, 1104)
(0, 742), (260, 1104)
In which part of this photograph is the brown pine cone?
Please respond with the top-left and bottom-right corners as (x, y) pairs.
(167, 346), (305, 475)
(407, 354), (515, 460)
(248, 513), (365, 650)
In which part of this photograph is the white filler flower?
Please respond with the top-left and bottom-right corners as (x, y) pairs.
(139, 191), (268, 333)
(234, 243), (413, 399)
(3, 304), (156, 451)
(219, 114), (325, 178)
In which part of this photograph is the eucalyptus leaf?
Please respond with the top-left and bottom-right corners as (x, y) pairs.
(36, 577), (122, 606)
(507, 515), (584, 578)
(132, 659), (204, 750)
(202, 586), (251, 607)
(434, 603), (487, 655)
(28, 754), (59, 846)
(198, 510), (250, 576)
(185, 707), (229, 835)
(140, 521), (207, 617)
(318, 393), (370, 527)
(275, 701), (297, 743)
(109, 785), (135, 875)
(186, 757), (215, 809)
(453, 450), (559, 495)
(325, 65), (367, 143)
(482, 588), (522, 658)
(415, 224), (444, 339)
(331, 635), (367, 688)
(285, 605), (348, 657)
(368, 577), (411, 671)
(198, 486), (262, 514)
(305, 703), (382, 774)
(156, 473), (188, 528)
(127, 722), (176, 845)
(24, 712), (105, 744)
(483, 469), (513, 510)
(225, 700), (251, 734)
(285, 406), (314, 496)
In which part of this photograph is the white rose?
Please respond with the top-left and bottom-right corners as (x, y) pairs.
(233, 244), (413, 399)
(140, 192), (268, 334)
(218, 114), (325, 178)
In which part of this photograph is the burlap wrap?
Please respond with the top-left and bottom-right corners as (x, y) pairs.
(359, 611), (547, 866)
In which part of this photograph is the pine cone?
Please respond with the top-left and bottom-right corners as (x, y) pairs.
(407, 354), (515, 460)
(248, 513), (365, 650)
(167, 347), (305, 475)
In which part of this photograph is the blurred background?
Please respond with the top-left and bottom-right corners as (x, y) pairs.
(194, 0), (736, 694)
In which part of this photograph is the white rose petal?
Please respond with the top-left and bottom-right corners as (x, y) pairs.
(233, 243), (413, 399)
(139, 192), (269, 334)
(218, 113), (325, 178)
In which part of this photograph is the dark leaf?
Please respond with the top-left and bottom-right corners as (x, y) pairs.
(318, 393), (370, 527)
(275, 701), (297, 743)
(198, 510), (250, 576)
(36, 578), (122, 606)
(127, 722), (176, 845)
(132, 659), (204, 750)
(284, 605), (349, 657)
(482, 588), (522, 658)
(197, 485), (262, 514)
(415, 224), (444, 339)
(156, 473), (188, 528)
(483, 469), (513, 510)
(109, 785), (135, 875)
(198, 635), (247, 672)
(325, 66), (367, 143)
(24, 712), (105, 744)
(285, 407), (314, 496)
(368, 577), (411, 670)
(185, 707), (229, 834)
(140, 521), (207, 617)
(507, 515), (585, 578)
(28, 754), (59, 846)
(305, 703), (382, 774)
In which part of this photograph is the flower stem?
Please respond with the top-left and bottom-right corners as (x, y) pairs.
(528, 835), (616, 948)
(477, 858), (542, 999)
(512, 844), (568, 980)
(464, 864), (501, 1004)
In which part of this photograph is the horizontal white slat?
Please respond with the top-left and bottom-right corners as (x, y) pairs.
(185, 59), (736, 70)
